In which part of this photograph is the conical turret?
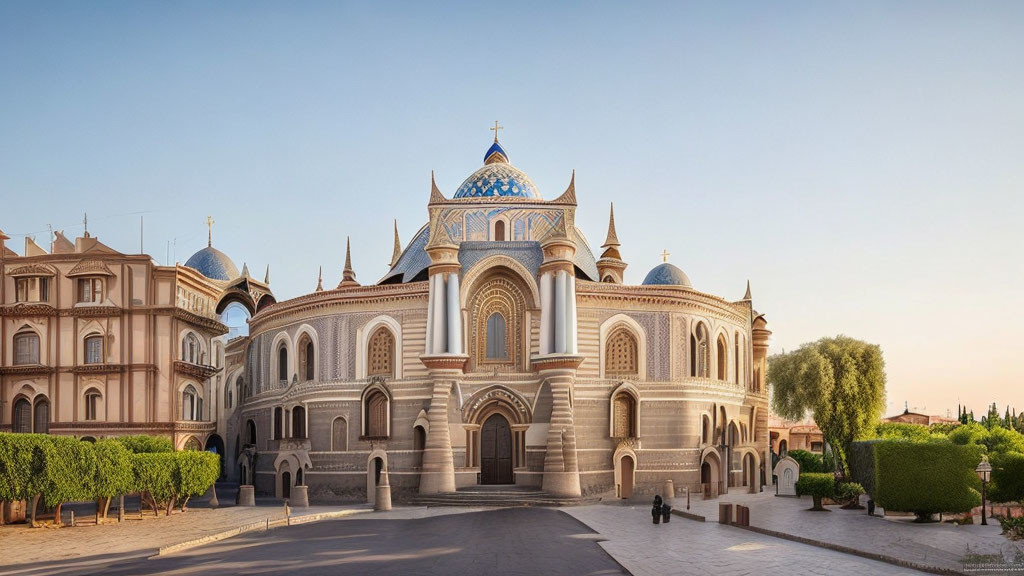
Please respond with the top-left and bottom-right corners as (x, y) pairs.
(390, 220), (402, 268)
(596, 203), (627, 283)
(337, 237), (359, 288)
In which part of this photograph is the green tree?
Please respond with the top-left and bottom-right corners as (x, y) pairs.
(795, 473), (836, 511)
(769, 335), (886, 473)
(93, 439), (135, 519)
(173, 451), (220, 511)
(0, 434), (47, 525)
(38, 436), (97, 526)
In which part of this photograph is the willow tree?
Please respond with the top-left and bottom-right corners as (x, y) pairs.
(769, 335), (886, 473)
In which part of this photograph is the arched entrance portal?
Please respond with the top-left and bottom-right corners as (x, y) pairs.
(700, 450), (722, 499)
(282, 471), (291, 499)
(205, 434), (226, 480)
(480, 414), (513, 485)
(619, 455), (635, 499)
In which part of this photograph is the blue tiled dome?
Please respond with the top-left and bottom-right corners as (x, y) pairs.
(453, 140), (541, 199)
(642, 263), (692, 287)
(185, 246), (239, 281)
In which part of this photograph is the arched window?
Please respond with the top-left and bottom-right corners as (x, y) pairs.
(602, 275), (615, 283)
(485, 313), (507, 360)
(612, 393), (637, 438)
(364, 389), (389, 438)
(702, 414), (711, 444)
(728, 422), (740, 446)
(33, 397), (49, 433)
(274, 407), (283, 440)
(85, 334), (103, 364)
(184, 437), (201, 451)
(246, 420), (257, 446)
(225, 380), (232, 409)
(85, 389), (101, 421)
(292, 406), (306, 438)
(605, 328), (638, 377)
(332, 417), (348, 451)
(182, 385), (199, 421)
(14, 332), (40, 365)
(717, 334), (728, 381)
(13, 397), (31, 433)
(367, 327), (395, 377)
(278, 346), (288, 382)
(691, 323), (709, 377)
(182, 333), (200, 364)
(298, 335), (315, 382)
(494, 220), (506, 241)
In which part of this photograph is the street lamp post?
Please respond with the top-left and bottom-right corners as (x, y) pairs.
(975, 459), (992, 526)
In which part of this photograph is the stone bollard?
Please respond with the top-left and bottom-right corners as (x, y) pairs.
(374, 470), (392, 512)
(208, 484), (219, 509)
(663, 480), (675, 505)
(238, 485), (256, 507)
(718, 503), (733, 525)
(291, 485), (309, 507)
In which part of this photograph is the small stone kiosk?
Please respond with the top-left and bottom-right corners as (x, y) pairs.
(773, 456), (800, 497)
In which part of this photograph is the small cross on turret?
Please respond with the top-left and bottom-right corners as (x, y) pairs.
(490, 120), (503, 142)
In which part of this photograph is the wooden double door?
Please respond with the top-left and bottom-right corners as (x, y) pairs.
(480, 414), (513, 484)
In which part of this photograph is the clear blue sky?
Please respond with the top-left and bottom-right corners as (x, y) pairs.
(2, 1), (1021, 417)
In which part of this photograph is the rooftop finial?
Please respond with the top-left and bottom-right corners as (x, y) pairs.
(264, 265), (271, 285)
(390, 220), (402, 267)
(338, 236), (359, 288)
(83, 212), (90, 238)
(315, 266), (323, 292)
(743, 280), (752, 301)
(661, 249), (671, 263)
(490, 120), (503, 142)
(602, 203), (620, 248)
(206, 216), (215, 247)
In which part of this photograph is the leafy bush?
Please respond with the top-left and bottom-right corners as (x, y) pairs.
(173, 451), (220, 509)
(989, 452), (1024, 504)
(854, 439), (983, 521)
(982, 427), (1024, 456)
(117, 435), (173, 454)
(38, 436), (97, 525)
(929, 422), (960, 436)
(134, 452), (176, 515)
(787, 449), (825, 473)
(132, 450), (220, 514)
(848, 440), (879, 498)
(948, 423), (990, 448)
(0, 434), (48, 504)
(93, 439), (135, 518)
(796, 473), (835, 511)
(998, 515), (1024, 541)
(836, 482), (865, 502)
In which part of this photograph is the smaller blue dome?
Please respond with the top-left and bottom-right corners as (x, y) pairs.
(484, 141), (509, 164)
(185, 246), (239, 281)
(642, 263), (692, 287)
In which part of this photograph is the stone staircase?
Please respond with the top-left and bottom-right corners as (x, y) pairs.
(408, 485), (601, 508)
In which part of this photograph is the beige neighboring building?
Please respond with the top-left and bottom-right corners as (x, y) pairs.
(882, 408), (957, 426)
(0, 227), (272, 474)
(769, 416), (824, 455)
(226, 135), (773, 503)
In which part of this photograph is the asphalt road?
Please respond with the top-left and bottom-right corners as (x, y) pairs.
(33, 508), (628, 576)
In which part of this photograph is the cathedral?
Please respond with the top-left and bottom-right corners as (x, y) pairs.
(0, 131), (772, 503)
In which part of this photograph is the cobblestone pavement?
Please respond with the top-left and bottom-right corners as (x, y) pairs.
(564, 504), (926, 576)
(18, 508), (627, 576)
(680, 491), (1024, 572)
(0, 500), (371, 575)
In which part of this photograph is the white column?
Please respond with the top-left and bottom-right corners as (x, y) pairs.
(431, 274), (447, 354)
(425, 273), (435, 354)
(539, 272), (553, 355)
(566, 276), (577, 354)
(446, 273), (461, 354)
(554, 270), (567, 354)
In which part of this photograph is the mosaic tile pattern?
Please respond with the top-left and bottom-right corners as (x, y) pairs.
(641, 262), (692, 287)
(184, 246), (239, 281)
(453, 162), (541, 199)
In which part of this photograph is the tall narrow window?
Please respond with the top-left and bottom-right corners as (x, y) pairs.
(15, 279), (28, 302)
(494, 220), (506, 241)
(247, 420), (257, 445)
(691, 323), (709, 377)
(605, 328), (639, 377)
(292, 406), (306, 438)
(734, 333), (741, 386)
(298, 335), (315, 382)
(33, 398), (49, 433)
(612, 393), (637, 438)
(85, 390), (101, 420)
(485, 313), (507, 360)
(365, 390), (389, 437)
(85, 335), (103, 364)
(77, 278), (102, 303)
(13, 398), (31, 433)
(367, 327), (395, 377)
(274, 407), (283, 440)
(183, 333), (200, 364)
(717, 334), (728, 381)
(182, 385), (198, 421)
(332, 417), (347, 451)
(278, 346), (288, 382)
(39, 278), (49, 302)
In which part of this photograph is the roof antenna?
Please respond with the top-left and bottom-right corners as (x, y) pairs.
(83, 213), (89, 238)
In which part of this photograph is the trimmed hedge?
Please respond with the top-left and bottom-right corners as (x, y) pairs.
(0, 433), (220, 523)
(851, 439), (982, 520)
(874, 422), (932, 442)
(848, 440), (879, 498)
(787, 449), (825, 473)
(990, 451), (1024, 504)
(796, 473), (835, 511)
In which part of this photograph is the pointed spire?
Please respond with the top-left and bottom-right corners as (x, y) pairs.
(429, 171), (445, 204)
(743, 280), (752, 301)
(602, 202), (620, 248)
(338, 236), (359, 288)
(551, 170), (577, 205)
(206, 216), (214, 247)
(264, 265), (270, 284)
(390, 220), (402, 267)
(315, 266), (323, 292)
(241, 262), (250, 278)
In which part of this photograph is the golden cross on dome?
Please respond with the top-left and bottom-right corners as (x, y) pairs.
(490, 120), (503, 142)
(206, 216), (215, 247)
(661, 249), (671, 263)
